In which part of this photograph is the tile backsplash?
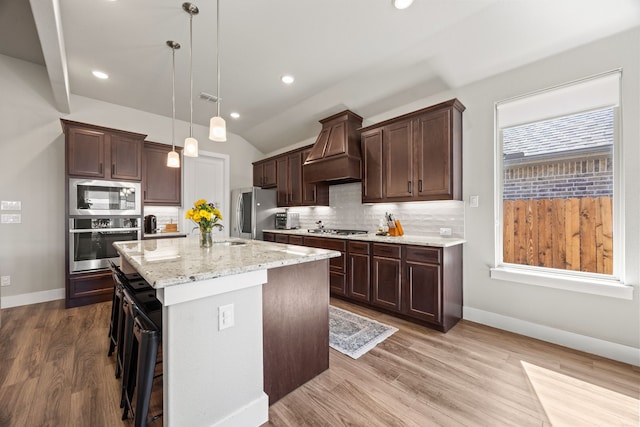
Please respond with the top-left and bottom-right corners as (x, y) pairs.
(143, 206), (182, 232)
(286, 183), (465, 237)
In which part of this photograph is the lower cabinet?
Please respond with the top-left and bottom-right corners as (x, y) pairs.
(347, 241), (371, 302)
(264, 232), (462, 332)
(371, 243), (402, 311)
(67, 270), (114, 308)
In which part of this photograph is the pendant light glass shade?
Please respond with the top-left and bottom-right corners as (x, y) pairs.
(167, 150), (180, 167)
(209, 116), (227, 141)
(184, 137), (198, 156)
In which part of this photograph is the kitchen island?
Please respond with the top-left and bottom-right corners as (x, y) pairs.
(113, 236), (340, 427)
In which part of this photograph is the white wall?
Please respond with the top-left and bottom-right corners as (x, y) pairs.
(0, 53), (263, 303)
(267, 28), (640, 361)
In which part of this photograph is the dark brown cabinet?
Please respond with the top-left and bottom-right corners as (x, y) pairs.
(253, 159), (277, 188)
(262, 145), (328, 207)
(403, 246), (442, 324)
(360, 99), (464, 203)
(263, 232), (276, 242)
(348, 241), (371, 302)
(142, 142), (182, 205)
(371, 243), (402, 311)
(67, 270), (114, 308)
(63, 120), (145, 182)
(304, 236), (347, 296)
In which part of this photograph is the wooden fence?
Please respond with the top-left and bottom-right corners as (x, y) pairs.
(503, 197), (613, 274)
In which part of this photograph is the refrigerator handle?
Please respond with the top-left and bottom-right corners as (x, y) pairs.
(236, 192), (244, 235)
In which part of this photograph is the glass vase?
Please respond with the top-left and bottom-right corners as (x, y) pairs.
(200, 229), (213, 248)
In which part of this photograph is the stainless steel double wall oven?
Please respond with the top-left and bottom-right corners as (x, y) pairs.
(68, 178), (142, 273)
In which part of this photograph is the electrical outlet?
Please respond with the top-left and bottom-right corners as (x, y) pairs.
(218, 304), (235, 330)
(1, 201), (21, 210)
(470, 195), (479, 208)
(440, 228), (452, 237)
(1, 276), (10, 287)
(1, 214), (21, 224)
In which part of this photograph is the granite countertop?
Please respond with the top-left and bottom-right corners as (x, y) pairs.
(263, 229), (466, 247)
(142, 231), (187, 239)
(113, 236), (340, 289)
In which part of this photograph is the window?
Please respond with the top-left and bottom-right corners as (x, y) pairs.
(492, 71), (630, 298)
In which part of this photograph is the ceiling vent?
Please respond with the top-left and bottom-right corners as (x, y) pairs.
(303, 110), (363, 184)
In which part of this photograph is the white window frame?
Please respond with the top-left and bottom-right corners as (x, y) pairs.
(491, 70), (633, 300)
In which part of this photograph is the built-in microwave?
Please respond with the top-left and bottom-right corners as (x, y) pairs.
(69, 178), (141, 216)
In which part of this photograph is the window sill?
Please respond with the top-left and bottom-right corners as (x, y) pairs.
(490, 266), (634, 300)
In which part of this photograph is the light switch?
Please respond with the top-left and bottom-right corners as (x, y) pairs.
(470, 195), (479, 208)
(1, 201), (21, 210)
(1, 214), (21, 224)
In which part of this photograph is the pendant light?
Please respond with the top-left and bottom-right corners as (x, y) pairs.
(167, 40), (181, 168)
(209, 0), (226, 141)
(183, 3), (199, 157)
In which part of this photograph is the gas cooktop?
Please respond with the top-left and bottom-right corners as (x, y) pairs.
(307, 228), (368, 236)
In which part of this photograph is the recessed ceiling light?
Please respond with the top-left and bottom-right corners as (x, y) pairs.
(281, 75), (295, 85)
(92, 70), (109, 79)
(393, 0), (414, 10)
(230, 112), (240, 119)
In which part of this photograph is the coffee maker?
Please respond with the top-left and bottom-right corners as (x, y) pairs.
(144, 215), (157, 234)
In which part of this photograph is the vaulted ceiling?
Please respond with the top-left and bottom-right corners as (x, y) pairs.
(2, 0), (639, 153)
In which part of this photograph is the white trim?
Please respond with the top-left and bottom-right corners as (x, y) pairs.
(1, 288), (65, 308)
(490, 266), (634, 300)
(211, 393), (269, 427)
(463, 306), (640, 366)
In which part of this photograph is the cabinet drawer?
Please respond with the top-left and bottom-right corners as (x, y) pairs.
(263, 232), (276, 242)
(405, 246), (441, 264)
(373, 243), (401, 258)
(303, 236), (347, 252)
(69, 272), (113, 299)
(275, 234), (289, 244)
(288, 235), (304, 245)
(348, 241), (370, 255)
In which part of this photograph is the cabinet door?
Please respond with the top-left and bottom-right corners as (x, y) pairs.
(276, 157), (289, 206)
(262, 159), (277, 187)
(348, 243), (371, 302)
(67, 127), (106, 178)
(288, 152), (303, 206)
(275, 234), (289, 244)
(253, 163), (263, 187)
(404, 261), (441, 324)
(263, 232), (276, 242)
(415, 109), (452, 199)
(371, 256), (402, 311)
(111, 135), (142, 181)
(383, 120), (413, 199)
(143, 143), (181, 205)
(361, 129), (384, 202)
(301, 149), (329, 206)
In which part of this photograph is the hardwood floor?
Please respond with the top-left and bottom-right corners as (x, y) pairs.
(0, 298), (638, 426)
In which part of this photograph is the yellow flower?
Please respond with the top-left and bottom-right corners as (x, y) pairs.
(193, 211), (202, 222)
(200, 209), (212, 220)
(213, 208), (222, 220)
(185, 209), (194, 219)
(194, 199), (207, 207)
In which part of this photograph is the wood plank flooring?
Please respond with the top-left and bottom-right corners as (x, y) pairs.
(1, 298), (638, 426)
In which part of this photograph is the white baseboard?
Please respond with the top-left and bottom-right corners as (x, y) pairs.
(0, 288), (65, 309)
(463, 306), (640, 366)
(212, 393), (269, 427)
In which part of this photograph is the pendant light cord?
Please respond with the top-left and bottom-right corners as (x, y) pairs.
(172, 44), (176, 150)
(216, 0), (221, 117)
(189, 13), (194, 138)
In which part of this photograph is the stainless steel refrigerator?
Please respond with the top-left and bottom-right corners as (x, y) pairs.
(230, 187), (278, 240)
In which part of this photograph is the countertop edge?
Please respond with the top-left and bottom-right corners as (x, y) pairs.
(263, 229), (466, 247)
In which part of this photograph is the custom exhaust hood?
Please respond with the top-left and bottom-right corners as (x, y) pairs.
(303, 110), (363, 184)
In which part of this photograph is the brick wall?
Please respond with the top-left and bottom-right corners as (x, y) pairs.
(503, 156), (612, 200)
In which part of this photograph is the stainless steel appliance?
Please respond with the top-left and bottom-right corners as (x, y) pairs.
(231, 187), (277, 240)
(275, 211), (300, 229)
(69, 178), (141, 216)
(69, 217), (141, 272)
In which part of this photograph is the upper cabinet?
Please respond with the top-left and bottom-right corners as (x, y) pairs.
(360, 99), (464, 203)
(143, 141), (182, 206)
(254, 145), (329, 208)
(62, 119), (146, 182)
(253, 158), (277, 188)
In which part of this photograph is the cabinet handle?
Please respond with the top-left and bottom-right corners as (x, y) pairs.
(144, 190), (147, 199)
(112, 164), (115, 176)
(419, 179), (423, 192)
(408, 181), (412, 193)
(99, 163), (103, 174)
(407, 266), (410, 278)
